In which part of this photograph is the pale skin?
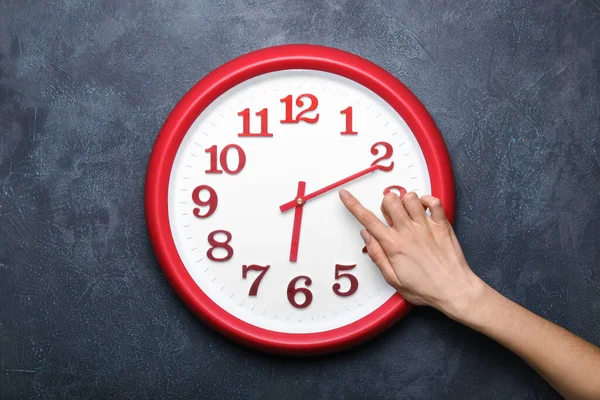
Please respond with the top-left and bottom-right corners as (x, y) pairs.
(339, 189), (600, 400)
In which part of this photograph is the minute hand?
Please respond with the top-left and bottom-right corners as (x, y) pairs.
(279, 165), (383, 212)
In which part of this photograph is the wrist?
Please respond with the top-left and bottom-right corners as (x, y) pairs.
(440, 270), (490, 323)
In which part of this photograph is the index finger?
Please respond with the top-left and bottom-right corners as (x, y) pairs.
(339, 189), (390, 241)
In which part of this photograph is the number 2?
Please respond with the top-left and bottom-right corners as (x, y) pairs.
(370, 141), (394, 171)
(242, 264), (270, 296)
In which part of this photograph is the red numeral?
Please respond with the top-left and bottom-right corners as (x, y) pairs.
(332, 264), (359, 296)
(242, 264), (270, 296)
(287, 276), (313, 309)
(192, 185), (218, 218)
(370, 142), (394, 171)
(205, 145), (220, 173)
(205, 144), (246, 174)
(238, 108), (273, 137)
(340, 106), (357, 135)
(207, 230), (233, 262)
(280, 94), (319, 123)
(383, 185), (407, 198)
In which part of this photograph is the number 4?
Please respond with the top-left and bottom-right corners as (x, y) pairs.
(242, 264), (270, 296)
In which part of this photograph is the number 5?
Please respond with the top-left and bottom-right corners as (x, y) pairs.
(242, 264), (270, 296)
(333, 264), (358, 296)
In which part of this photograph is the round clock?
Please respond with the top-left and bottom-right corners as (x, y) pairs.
(146, 44), (455, 355)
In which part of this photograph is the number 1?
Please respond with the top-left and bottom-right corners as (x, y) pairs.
(340, 106), (357, 135)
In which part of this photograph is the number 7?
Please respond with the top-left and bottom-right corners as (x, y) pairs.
(242, 264), (270, 296)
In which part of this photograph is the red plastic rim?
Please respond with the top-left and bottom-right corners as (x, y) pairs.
(145, 44), (455, 355)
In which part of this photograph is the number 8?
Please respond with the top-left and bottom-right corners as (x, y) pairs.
(206, 230), (233, 262)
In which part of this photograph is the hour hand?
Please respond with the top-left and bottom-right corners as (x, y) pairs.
(288, 181), (306, 262)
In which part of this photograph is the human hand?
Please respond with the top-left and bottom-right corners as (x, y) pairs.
(339, 189), (484, 319)
(341, 189), (600, 400)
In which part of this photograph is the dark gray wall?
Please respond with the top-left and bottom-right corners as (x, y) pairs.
(1, 1), (598, 399)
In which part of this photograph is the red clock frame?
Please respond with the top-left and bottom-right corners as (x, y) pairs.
(145, 44), (455, 355)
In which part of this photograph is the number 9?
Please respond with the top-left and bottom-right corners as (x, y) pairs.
(192, 185), (218, 218)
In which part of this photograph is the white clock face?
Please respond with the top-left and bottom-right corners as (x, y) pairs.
(168, 70), (430, 334)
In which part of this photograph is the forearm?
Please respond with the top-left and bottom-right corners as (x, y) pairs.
(450, 279), (600, 400)
(339, 190), (600, 398)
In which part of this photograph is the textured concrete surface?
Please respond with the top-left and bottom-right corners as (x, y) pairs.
(1, 0), (599, 398)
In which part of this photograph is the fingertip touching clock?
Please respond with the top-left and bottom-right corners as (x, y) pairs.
(145, 44), (455, 355)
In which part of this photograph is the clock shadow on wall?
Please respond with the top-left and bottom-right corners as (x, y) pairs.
(146, 44), (456, 356)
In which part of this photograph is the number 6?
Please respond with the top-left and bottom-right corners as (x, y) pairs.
(287, 276), (313, 308)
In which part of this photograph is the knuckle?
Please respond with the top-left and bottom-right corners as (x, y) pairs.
(389, 250), (403, 261)
(383, 192), (397, 203)
(348, 202), (365, 216)
(385, 241), (401, 256)
(430, 198), (442, 208)
(381, 195), (395, 209)
(434, 220), (451, 232)
(345, 196), (358, 208)
(403, 192), (418, 202)
(368, 253), (375, 262)
(383, 273), (395, 286)
(362, 212), (379, 227)
(368, 248), (381, 261)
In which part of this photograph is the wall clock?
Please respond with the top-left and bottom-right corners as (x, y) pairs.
(145, 44), (455, 355)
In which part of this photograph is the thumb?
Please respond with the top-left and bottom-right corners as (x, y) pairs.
(361, 229), (399, 289)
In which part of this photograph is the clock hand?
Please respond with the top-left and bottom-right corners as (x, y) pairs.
(289, 181), (306, 262)
(280, 165), (383, 213)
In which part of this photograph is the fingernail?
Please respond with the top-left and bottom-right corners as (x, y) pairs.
(339, 189), (350, 200)
(360, 229), (371, 244)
